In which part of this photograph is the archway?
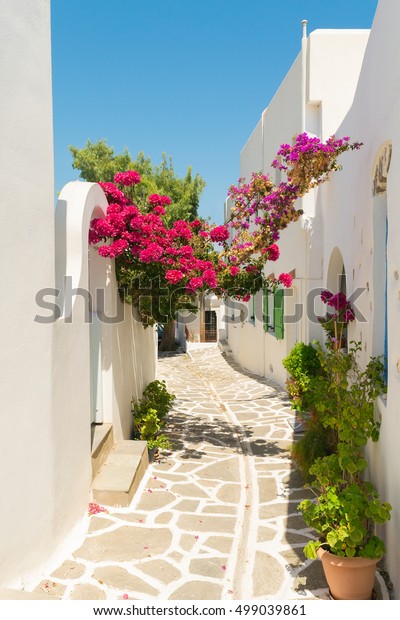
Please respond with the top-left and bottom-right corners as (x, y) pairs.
(326, 247), (346, 297)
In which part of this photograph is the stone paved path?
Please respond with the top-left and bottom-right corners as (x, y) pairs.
(30, 344), (389, 600)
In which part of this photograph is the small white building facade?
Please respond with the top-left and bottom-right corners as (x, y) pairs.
(0, 0), (157, 589)
(225, 0), (400, 597)
(177, 294), (224, 346)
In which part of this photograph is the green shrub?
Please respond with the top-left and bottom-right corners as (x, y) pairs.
(282, 342), (321, 411)
(137, 380), (175, 421)
(291, 416), (336, 482)
(283, 342), (320, 384)
(297, 342), (391, 560)
(132, 380), (175, 454)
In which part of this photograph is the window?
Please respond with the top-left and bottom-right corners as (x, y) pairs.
(263, 288), (284, 340)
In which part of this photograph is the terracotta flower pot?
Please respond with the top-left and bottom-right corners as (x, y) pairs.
(317, 547), (379, 600)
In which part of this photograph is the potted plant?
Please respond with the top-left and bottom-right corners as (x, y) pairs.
(297, 341), (392, 599)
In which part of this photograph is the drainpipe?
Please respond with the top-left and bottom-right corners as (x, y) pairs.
(301, 20), (308, 133)
(301, 19), (309, 345)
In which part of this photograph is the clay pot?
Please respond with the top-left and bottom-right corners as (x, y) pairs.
(317, 547), (379, 600)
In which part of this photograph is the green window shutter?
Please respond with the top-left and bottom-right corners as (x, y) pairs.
(263, 288), (269, 332)
(274, 288), (284, 340)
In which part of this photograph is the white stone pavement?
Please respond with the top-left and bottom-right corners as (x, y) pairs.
(28, 344), (389, 600)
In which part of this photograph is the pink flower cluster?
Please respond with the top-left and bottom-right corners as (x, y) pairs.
(210, 225), (230, 243)
(148, 194), (172, 206)
(320, 290), (355, 323)
(261, 244), (280, 261)
(91, 173), (222, 295)
(114, 170), (141, 186)
(88, 503), (108, 516)
(279, 273), (292, 288)
(98, 182), (128, 205)
(91, 133), (360, 315)
(227, 134), (362, 277)
(272, 133), (362, 172)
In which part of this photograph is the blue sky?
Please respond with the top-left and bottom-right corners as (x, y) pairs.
(51, 0), (378, 224)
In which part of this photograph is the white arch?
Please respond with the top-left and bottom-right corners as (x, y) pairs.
(326, 246), (346, 294)
(55, 181), (108, 319)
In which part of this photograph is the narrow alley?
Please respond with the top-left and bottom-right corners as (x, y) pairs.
(29, 345), (389, 600)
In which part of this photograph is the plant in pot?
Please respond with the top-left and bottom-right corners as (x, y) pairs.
(297, 341), (391, 599)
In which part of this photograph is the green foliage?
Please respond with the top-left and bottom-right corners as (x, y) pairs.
(299, 460), (392, 559)
(291, 416), (337, 483)
(297, 342), (391, 559)
(283, 342), (322, 411)
(116, 265), (215, 326)
(132, 380), (175, 453)
(307, 341), (385, 467)
(69, 139), (205, 224)
(283, 342), (321, 387)
(69, 140), (132, 183)
(147, 434), (171, 452)
(139, 380), (176, 420)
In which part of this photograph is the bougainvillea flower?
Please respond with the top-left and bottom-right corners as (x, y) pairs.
(279, 273), (293, 288)
(210, 225), (230, 243)
(165, 270), (184, 284)
(114, 170), (141, 186)
(188, 277), (204, 290)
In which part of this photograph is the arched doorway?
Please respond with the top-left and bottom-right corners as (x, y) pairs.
(326, 247), (348, 348)
(326, 247), (346, 298)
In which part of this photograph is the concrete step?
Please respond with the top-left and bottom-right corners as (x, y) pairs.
(91, 440), (149, 507)
(218, 338), (232, 353)
(91, 423), (114, 480)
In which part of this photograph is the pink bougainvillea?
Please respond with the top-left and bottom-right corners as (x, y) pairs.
(165, 269), (184, 284)
(209, 225), (230, 243)
(88, 134), (360, 325)
(88, 503), (108, 516)
(278, 273), (293, 288)
(114, 170), (141, 186)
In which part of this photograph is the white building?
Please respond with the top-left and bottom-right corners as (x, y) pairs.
(176, 294), (224, 347)
(224, 0), (400, 597)
(0, 0), (156, 589)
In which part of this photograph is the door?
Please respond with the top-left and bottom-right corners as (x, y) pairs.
(204, 310), (217, 342)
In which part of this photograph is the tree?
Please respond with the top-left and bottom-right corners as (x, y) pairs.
(69, 139), (205, 225)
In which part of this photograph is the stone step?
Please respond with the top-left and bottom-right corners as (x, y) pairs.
(218, 338), (232, 353)
(91, 440), (149, 507)
(91, 423), (114, 480)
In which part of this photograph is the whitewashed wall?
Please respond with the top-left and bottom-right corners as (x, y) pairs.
(0, 1), (157, 589)
(227, 29), (369, 385)
(54, 180), (157, 449)
(0, 0), (60, 588)
(227, 0), (400, 597)
(318, 0), (400, 597)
